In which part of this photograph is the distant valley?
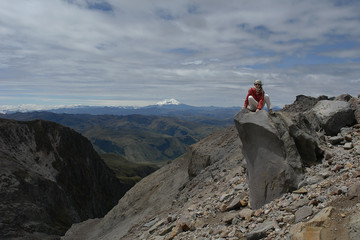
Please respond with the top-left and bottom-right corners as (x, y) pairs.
(1, 103), (240, 183)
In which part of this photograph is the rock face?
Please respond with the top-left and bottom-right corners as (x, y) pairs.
(188, 126), (242, 178)
(0, 118), (128, 239)
(349, 97), (360, 124)
(305, 100), (355, 136)
(282, 95), (329, 113)
(234, 109), (305, 209)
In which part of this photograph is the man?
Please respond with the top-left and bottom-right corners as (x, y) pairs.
(243, 80), (273, 114)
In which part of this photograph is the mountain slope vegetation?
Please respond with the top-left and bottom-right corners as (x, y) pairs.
(2, 112), (226, 166)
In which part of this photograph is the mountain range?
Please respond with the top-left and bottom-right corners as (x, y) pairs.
(0, 99), (242, 122)
(1, 102), (240, 185)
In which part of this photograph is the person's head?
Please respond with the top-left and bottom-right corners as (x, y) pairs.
(254, 80), (262, 89)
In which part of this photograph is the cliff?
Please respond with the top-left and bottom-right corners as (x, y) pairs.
(0, 119), (130, 239)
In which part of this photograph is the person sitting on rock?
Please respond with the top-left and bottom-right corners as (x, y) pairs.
(243, 80), (273, 114)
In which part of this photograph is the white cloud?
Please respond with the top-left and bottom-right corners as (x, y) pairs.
(0, 0), (359, 108)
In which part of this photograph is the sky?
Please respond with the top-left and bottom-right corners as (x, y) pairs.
(1, 0), (360, 110)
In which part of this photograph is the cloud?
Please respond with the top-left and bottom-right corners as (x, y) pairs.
(0, 0), (359, 108)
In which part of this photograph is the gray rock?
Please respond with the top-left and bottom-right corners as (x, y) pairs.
(335, 93), (353, 102)
(144, 218), (159, 228)
(318, 169), (331, 178)
(349, 97), (360, 124)
(294, 206), (313, 223)
(222, 212), (238, 224)
(234, 110), (304, 209)
(348, 182), (360, 199)
(290, 207), (333, 239)
(293, 198), (310, 209)
(340, 127), (354, 136)
(188, 126), (242, 178)
(344, 142), (353, 150)
(246, 220), (279, 240)
(349, 211), (360, 240)
(226, 197), (242, 211)
(238, 208), (253, 220)
(286, 113), (324, 165)
(317, 196), (326, 203)
(329, 136), (344, 145)
(305, 100), (355, 136)
(281, 95), (324, 113)
(341, 186), (348, 194)
(300, 175), (324, 187)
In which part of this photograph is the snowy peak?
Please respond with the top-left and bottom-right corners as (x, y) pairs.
(0, 104), (81, 114)
(156, 99), (181, 106)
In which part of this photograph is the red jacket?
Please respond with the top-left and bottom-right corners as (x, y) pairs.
(244, 87), (265, 110)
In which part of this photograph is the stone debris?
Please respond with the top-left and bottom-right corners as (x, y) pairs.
(329, 135), (344, 145)
(344, 142), (353, 150)
(134, 124), (360, 240)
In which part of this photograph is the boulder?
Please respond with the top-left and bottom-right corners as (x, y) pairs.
(349, 211), (360, 240)
(335, 93), (353, 102)
(285, 113), (324, 166)
(294, 206), (313, 223)
(246, 219), (279, 240)
(282, 95), (328, 113)
(305, 100), (355, 136)
(349, 97), (360, 124)
(234, 109), (304, 209)
(290, 207), (333, 240)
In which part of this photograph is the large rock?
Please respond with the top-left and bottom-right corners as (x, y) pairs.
(282, 95), (329, 113)
(234, 110), (304, 209)
(349, 96), (360, 124)
(305, 100), (355, 136)
(290, 207), (334, 240)
(287, 113), (324, 166)
(349, 211), (360, 240)
(290, 206), (360, 240)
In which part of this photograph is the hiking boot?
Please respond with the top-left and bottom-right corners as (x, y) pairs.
(269, 109), (275, 115)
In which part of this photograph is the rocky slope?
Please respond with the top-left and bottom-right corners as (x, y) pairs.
(0, 119), (130, 239)
(62, 94), (360, 240)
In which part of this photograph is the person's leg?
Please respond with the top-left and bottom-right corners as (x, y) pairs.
(264, 94), (272, 110)
(247, 96), (258, 111)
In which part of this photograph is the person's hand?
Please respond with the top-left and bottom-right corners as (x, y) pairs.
(256, 109), (260, 112)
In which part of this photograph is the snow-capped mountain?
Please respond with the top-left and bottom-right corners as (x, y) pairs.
(156, 99), (181, 106)
(0, 104), (81, 114)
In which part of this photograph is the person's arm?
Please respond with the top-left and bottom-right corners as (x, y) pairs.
(257, 90), (265, 110)
(243, 89), (251, 108)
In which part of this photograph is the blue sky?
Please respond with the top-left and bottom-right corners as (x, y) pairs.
(0, 0), (359, 110)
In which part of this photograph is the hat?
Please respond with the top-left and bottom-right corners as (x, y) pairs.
(254, 80), (262, 86)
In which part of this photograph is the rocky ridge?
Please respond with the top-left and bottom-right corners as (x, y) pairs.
(131, 125), (360, 240)
(63, 94), (360, 240)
